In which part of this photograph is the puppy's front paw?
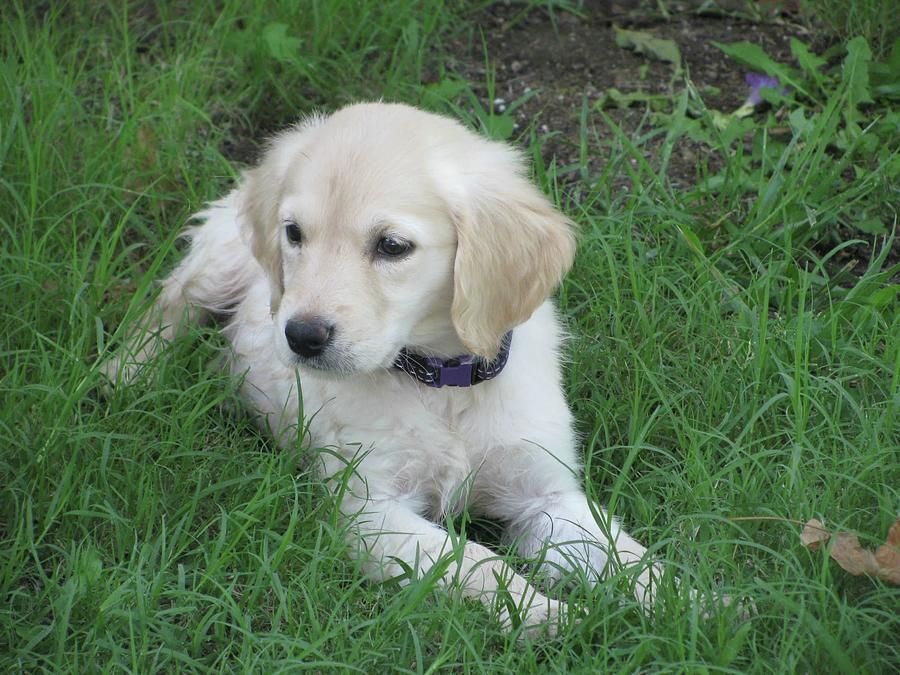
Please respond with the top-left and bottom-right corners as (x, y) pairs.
(718, 593), (757, 622)
(97, 351), (147, 391)
(500, 593), (571, 640)
(98, 354), (134, 390)
(98, 355), (124, 387)
(690, 587), (756, 623)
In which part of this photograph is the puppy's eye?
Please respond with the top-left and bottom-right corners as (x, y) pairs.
(285, 222), (303, 246)
(376, 235), (413, 258)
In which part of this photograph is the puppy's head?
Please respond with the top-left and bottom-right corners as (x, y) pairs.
(240, 103), (575, 375)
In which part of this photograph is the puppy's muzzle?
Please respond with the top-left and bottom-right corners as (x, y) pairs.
(285, 317), (335, 358)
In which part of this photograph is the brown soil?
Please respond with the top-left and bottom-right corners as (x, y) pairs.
(442, 0), (799, 187)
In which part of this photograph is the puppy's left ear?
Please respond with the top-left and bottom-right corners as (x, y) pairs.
(448, 145), (576, 358)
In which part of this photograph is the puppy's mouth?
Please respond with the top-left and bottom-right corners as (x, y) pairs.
(291, 354), (358, 377)
(287, 347), (395, 378)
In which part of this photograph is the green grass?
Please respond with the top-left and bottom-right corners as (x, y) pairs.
(2, 1), (898, 672)
(802, 0), (900, 58)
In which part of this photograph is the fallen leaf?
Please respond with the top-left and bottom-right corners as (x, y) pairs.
(800, 518), (829, 550)
(613, 26), (681, 67)
(801, 516), (900, 585)
(886, 518), (900, 546)
(830, 532), (882, 578)
(874, 518), (900, 584)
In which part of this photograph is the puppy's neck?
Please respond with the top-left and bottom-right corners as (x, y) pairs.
(403, 337), (469, 360)
(405, 315), (469, 359)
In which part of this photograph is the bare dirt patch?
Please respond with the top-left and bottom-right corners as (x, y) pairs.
(443, 0), (800, 186)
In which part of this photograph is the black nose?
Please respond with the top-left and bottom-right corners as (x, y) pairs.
(284, 317), (335, 358)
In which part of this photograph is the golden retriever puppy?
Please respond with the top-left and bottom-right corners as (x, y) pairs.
(105, 102), (660, 635)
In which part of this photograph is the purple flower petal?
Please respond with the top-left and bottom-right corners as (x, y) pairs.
(745, 72), (784, 106)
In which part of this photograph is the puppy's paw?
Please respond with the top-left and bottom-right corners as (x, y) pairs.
(718, 593), (757, 622)
(98, 355), (123, 388)
(97, 352), (147, 392)
(692, 588), (757, 623)
(501, 593), (572, 640)
(98, 355), (129, 390)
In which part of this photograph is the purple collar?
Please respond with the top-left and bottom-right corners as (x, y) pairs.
(393, 332), (513, 388)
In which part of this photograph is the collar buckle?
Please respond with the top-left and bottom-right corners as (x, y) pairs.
(425, 355), (474, 388)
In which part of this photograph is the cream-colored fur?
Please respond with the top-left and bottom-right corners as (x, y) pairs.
(104, 102), (660, 636)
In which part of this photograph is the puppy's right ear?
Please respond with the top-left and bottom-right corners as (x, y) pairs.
(239, 163), (284, 313)
(238, 114), (326, 314)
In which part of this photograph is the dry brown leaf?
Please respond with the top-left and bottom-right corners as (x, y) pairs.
(885, 518), (900, 548)
(829, 532), (883, 578)
(801, 516), (900, 586)
(874, 518), (900, 585)
(800, 518), (829, 550)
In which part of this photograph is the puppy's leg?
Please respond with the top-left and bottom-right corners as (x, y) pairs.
(103, 192), (257, 384)
(505, 490), (661, 607)
(341, 491), (567, 636)
(475, 438), (659, 606)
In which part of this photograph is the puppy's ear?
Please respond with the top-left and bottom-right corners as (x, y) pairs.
(238, 114), (326, 314)
(449, 145), (576, 357)
(239, 163), (284, 312)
